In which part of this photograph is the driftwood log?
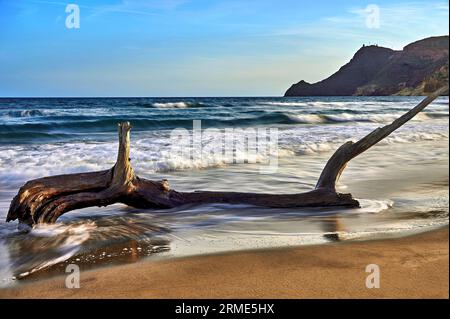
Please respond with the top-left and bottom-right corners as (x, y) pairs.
(6, 85), (448, 227)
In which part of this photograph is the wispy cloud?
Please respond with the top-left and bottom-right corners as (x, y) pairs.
(270, 1), (448, 49)
(87, 0), (187, 18)
(433, 1), (449, 11)
(27, 0), (187, 17)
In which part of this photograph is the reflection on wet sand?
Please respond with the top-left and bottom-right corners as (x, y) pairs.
(322, 216), (344, 241)
(3, 216), (171, 282)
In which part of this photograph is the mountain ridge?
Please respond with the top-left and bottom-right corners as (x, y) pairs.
(284, 36), (449, 96)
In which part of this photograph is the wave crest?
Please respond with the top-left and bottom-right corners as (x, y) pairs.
(7, 110), (46, 117)
(151, 102), (205, 108)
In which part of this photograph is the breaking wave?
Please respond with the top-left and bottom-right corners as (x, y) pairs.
(6, 110), (46, 117)
(151, 102), (206, 108)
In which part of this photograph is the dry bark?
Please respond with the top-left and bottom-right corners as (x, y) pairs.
(6, 85), (448, 227)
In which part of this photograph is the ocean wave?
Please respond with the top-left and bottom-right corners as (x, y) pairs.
(432, 99), (449, 106)
(280, 112), (432, 125)
(0, 124), (447, 186)
(0, 98), (447, 143)
(379, 131), (448, 144)
(6, 110), (46, 117)
(0, 113), (323, 139)
(261, 101), (367, 107)
(151, 102), (206, 108)
(1, 115), (288, 136)
(356, 199), (394, 213)
(286, 114), (325, 124)
(0, 131), (75, 143)
(0, 112), (435, 138)
(262, 101), (308, 107)
(425, 112), (449, 118)
(322, 112), (430, 123)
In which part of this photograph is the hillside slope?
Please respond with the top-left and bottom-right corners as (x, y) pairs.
(285, 36), (449, 96)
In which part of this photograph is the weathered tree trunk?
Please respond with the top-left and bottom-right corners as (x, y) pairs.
(6, 85), (448, 227)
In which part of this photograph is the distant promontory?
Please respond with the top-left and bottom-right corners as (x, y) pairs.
(284, 35), (449, 96)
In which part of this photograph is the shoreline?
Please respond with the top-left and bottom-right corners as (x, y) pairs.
(1, 226), (448, 299)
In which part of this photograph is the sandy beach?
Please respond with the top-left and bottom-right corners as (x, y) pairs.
(1, 227), (448, 299)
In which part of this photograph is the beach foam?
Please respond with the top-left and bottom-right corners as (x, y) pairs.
(151, 102), (205, 108)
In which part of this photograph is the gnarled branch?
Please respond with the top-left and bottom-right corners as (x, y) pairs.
(316, 85), (448, 190)
(6, 85), (448, 227)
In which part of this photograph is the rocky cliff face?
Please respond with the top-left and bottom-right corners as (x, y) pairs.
(285, 36), (449, 96)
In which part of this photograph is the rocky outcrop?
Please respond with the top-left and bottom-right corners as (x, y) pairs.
(285, 36), (449, 96)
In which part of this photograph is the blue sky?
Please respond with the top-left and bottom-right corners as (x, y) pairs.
(0, 0), (448, 97)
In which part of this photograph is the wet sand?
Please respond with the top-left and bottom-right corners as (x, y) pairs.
(1, 227), (448, 299)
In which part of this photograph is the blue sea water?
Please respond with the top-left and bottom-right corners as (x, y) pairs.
(0, 96), (448, 284)
(1, 96), (448, 143)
